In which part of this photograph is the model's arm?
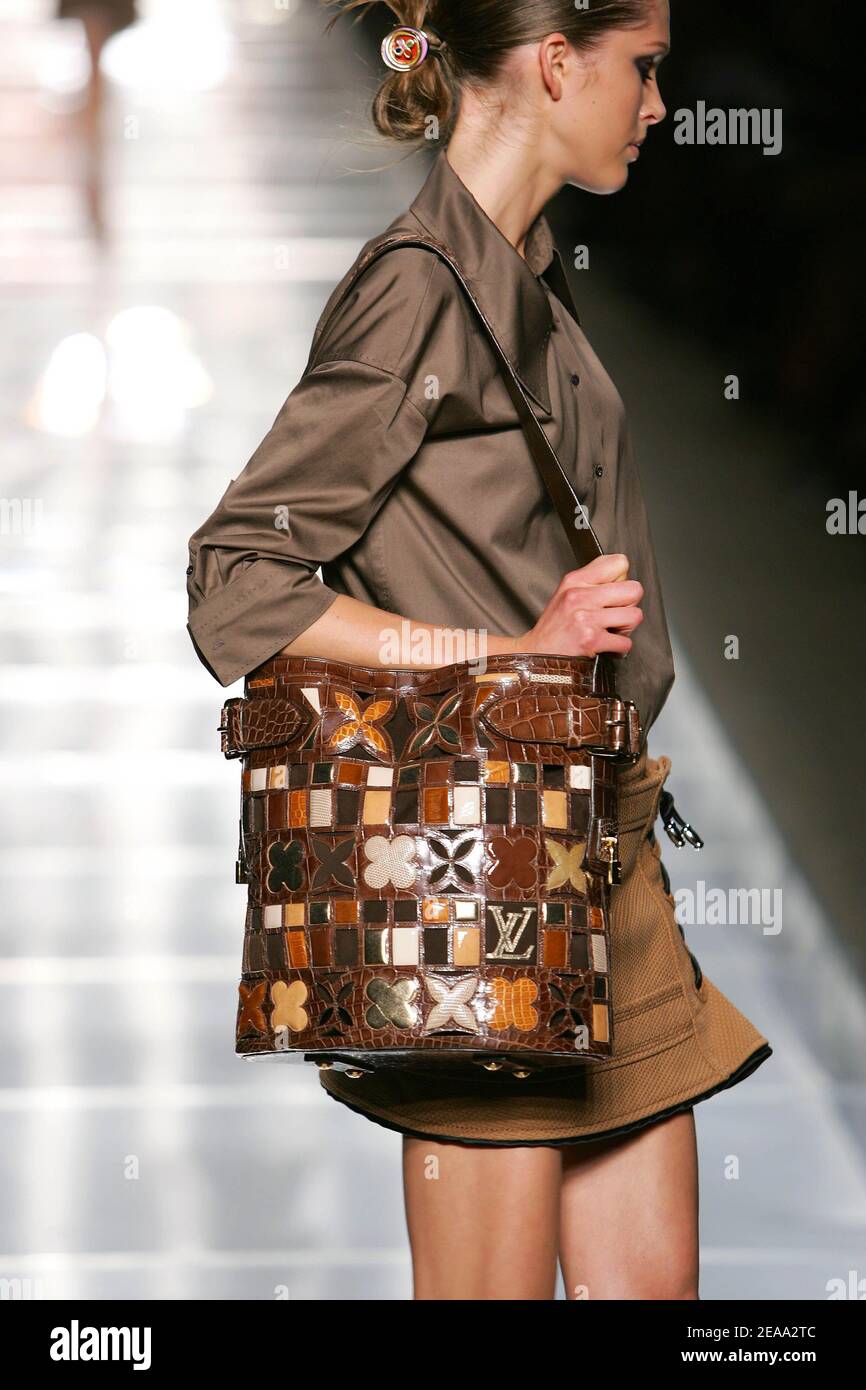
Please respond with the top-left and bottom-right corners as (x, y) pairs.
(276, 591), (522, 667)
(185, 338), (644, 685)
(278, 557), (644, 668)
(185, 358), (433, 687)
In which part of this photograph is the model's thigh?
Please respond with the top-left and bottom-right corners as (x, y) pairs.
(558, 1109), (700, 1300)
(402, 1136), (562, 1300)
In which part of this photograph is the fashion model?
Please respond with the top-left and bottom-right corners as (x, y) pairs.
(55, 0), (139, 235)
(186, 0), (772, 1300)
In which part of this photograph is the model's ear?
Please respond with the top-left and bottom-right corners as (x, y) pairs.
(537, 31), (573, 101)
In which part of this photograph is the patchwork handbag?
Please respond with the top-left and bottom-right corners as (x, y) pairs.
(218, 231), (642, 1083)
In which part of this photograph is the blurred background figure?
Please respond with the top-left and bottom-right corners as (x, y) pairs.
(55, 0), (139, 235)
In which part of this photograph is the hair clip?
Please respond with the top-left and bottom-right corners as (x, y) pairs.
(381, 25), (445, 72)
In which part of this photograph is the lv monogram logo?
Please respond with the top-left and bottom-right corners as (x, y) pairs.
(486, 904), (536, 961)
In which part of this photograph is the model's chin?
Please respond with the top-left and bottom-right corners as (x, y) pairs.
(567, 153), (633, 194)
(609, 154), (633, 191)
(561, 166), (631, 194)
(565, 164), (631, 195)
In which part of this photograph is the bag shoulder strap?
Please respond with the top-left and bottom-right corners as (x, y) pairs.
(308, 229), (604, 569)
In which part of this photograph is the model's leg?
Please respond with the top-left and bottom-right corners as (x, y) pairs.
(402, 1136), (562, 1299)
(558, 1109), (700, 1300)
(76, 8), (115, 236)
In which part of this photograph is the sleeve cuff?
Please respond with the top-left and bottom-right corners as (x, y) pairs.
(186, 560), (341, 687)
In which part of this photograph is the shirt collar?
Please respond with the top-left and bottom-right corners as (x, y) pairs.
(403, 147), (580, 415)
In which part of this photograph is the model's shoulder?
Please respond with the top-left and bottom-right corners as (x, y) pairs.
(309, 218), (466, 377)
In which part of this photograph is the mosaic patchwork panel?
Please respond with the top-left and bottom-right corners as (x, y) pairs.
(236, 751), (611, 1060)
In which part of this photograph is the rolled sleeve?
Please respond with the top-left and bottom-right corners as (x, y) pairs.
(185, 359), (430, 686)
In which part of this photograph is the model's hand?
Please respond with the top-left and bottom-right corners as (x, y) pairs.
(518, 554), (644, 658)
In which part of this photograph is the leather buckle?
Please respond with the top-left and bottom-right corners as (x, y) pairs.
(218, 697), (246, 759)
(594, 698), (641, 761)
(218, 694), (309, 758)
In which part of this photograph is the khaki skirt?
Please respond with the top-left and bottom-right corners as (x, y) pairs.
(317, 745), (773, 1145)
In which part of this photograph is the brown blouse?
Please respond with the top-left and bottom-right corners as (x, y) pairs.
(185, 147), (675, 745)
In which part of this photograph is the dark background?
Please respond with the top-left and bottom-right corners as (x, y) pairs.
(355, 0), (864, 494)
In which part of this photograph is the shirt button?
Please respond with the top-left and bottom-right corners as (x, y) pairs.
(594, 465), (604, 477)
(570, 372), (580, 386)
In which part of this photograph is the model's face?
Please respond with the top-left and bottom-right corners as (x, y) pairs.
(548, 0), (670, 193)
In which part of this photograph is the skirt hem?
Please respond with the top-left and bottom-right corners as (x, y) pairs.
(317, 1041), (773, 1148)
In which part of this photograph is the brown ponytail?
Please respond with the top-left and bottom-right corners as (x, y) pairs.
(320, 0), (651, 146)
